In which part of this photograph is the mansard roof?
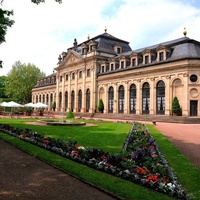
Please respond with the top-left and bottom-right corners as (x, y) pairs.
(120, 37), (200, 61)
(68, 32), (132, 55)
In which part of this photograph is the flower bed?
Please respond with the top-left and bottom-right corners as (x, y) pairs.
(0, 122), (189, 199)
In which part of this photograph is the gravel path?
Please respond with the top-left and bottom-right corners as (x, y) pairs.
(0, 139), (118, 200)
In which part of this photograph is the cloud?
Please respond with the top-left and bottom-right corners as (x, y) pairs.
(1, 0), (200, 76)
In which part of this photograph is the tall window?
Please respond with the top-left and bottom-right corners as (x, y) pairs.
(86, 89), (90, 112)
(71, 91), (75, 112)
(39, 95), (41, 102)
(43, 95), (45, 103)
(72, 72), (75, 79)
(87, 69), (90, 77)
(36, 95), (38, 103)
(156, 80), (165, 115)
(78, 90), (82, 112)
(130, 84), (136, 114)
(110, 63), (114, 71)
(65, 91), (68, 111)
(108, 86), (114, 113)
(79, 71), (82, 78)
(142, 82), (150, 114)
(50, 94), (53, 109)
(59, 92), (62, 111)
(46, 94), (49, 107)
(66, 74), (68, 81)
(118, 85), (124, 113)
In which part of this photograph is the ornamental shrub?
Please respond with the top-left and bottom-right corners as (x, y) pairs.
(66, 110), (74, 119)
(172, 96), (181, 115)
(98, 99), (104, 113)
(52, 101), (56, 111)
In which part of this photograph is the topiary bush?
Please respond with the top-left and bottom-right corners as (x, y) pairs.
(172, 96), (181, 116)
(66, 110), (74, 119)
(98, 99), (104, 113)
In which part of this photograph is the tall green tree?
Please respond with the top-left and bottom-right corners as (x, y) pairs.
(0, 75), (7, 98)
(6, 61), (45, 103)
(0, 0), (62, 67)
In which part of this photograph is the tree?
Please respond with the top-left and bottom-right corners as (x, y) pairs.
(66, 110), (74, 119)
(172, 96), (182, 116)
(52, 101), (56, 111)
(98, 99), (104, 113)
(0, 76), (7, 98)
(6, 61), (45, 103)
(0, 0), (61, 67)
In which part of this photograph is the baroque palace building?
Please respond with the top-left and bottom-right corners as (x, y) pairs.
(32, 30), (200, 117)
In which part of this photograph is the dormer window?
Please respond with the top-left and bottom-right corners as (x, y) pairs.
(121, 61), (124, 69)
(110, 63), (114, 71)
(156, 45), (172, 61)
(159, 52), (164, 61)
(114, 45), (122, 54)
(102, 65), (105, 73)
(145, 55), (149, 64)
(132, 58), (136, 67)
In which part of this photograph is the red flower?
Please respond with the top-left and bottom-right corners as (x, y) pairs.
(146, 175), (159, 182)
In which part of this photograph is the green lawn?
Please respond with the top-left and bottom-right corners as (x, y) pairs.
(0, 118), (199, 200)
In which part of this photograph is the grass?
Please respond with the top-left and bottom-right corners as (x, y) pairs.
(0, 118), (200, 199)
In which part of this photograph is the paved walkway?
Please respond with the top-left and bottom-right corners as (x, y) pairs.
(0, 139), (118, 200)
(154, 122), (200, 169)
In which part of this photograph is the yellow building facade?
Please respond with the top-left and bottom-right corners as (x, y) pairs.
(32, 32), (200, 117)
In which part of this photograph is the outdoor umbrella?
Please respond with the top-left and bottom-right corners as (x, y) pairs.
(7, 101), (23, 107)
(35, 102), (48, 108)
(24, 102), (36, 107)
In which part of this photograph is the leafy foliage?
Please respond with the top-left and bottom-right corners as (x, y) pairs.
(172, 96), (181, 115)
(6, 61), (45, 103)
(0, 8), (14, 67)
(66, 110), (74, 119)
(0, 76), (7, 98)
(52, 101), (56, 111)
(98, 99), (104, 113)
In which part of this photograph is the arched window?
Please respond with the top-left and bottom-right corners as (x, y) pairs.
(142, 82), (150, 114)
(39, 95), (41, 102)
(156, 80), (165, 115)
(42, 94), (45, 103)
(71, 91), (75, 112)
(46, 94), (49, 107)
(50, 94), (53, 109)
(108, 86), (114, 113)
(130, 84), (136, 114)
(118, 85), (124, 113)
(86, 89), (90, 112)
(78, 90), (82, 112)
(65, 91), (68, 111)
(59, 92), (62, 111)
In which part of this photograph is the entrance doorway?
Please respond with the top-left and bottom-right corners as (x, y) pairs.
(190, 100), (198, 116)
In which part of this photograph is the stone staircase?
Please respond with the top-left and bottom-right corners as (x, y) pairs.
(74, 112), (200, 124)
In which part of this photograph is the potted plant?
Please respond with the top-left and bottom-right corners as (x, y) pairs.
(172, 96), (181, 116)
(98, 99), (104, 113)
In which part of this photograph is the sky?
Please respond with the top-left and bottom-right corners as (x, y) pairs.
(1, 0), (200, 76)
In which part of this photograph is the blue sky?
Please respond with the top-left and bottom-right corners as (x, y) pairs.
(1, 0), (200, 76)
